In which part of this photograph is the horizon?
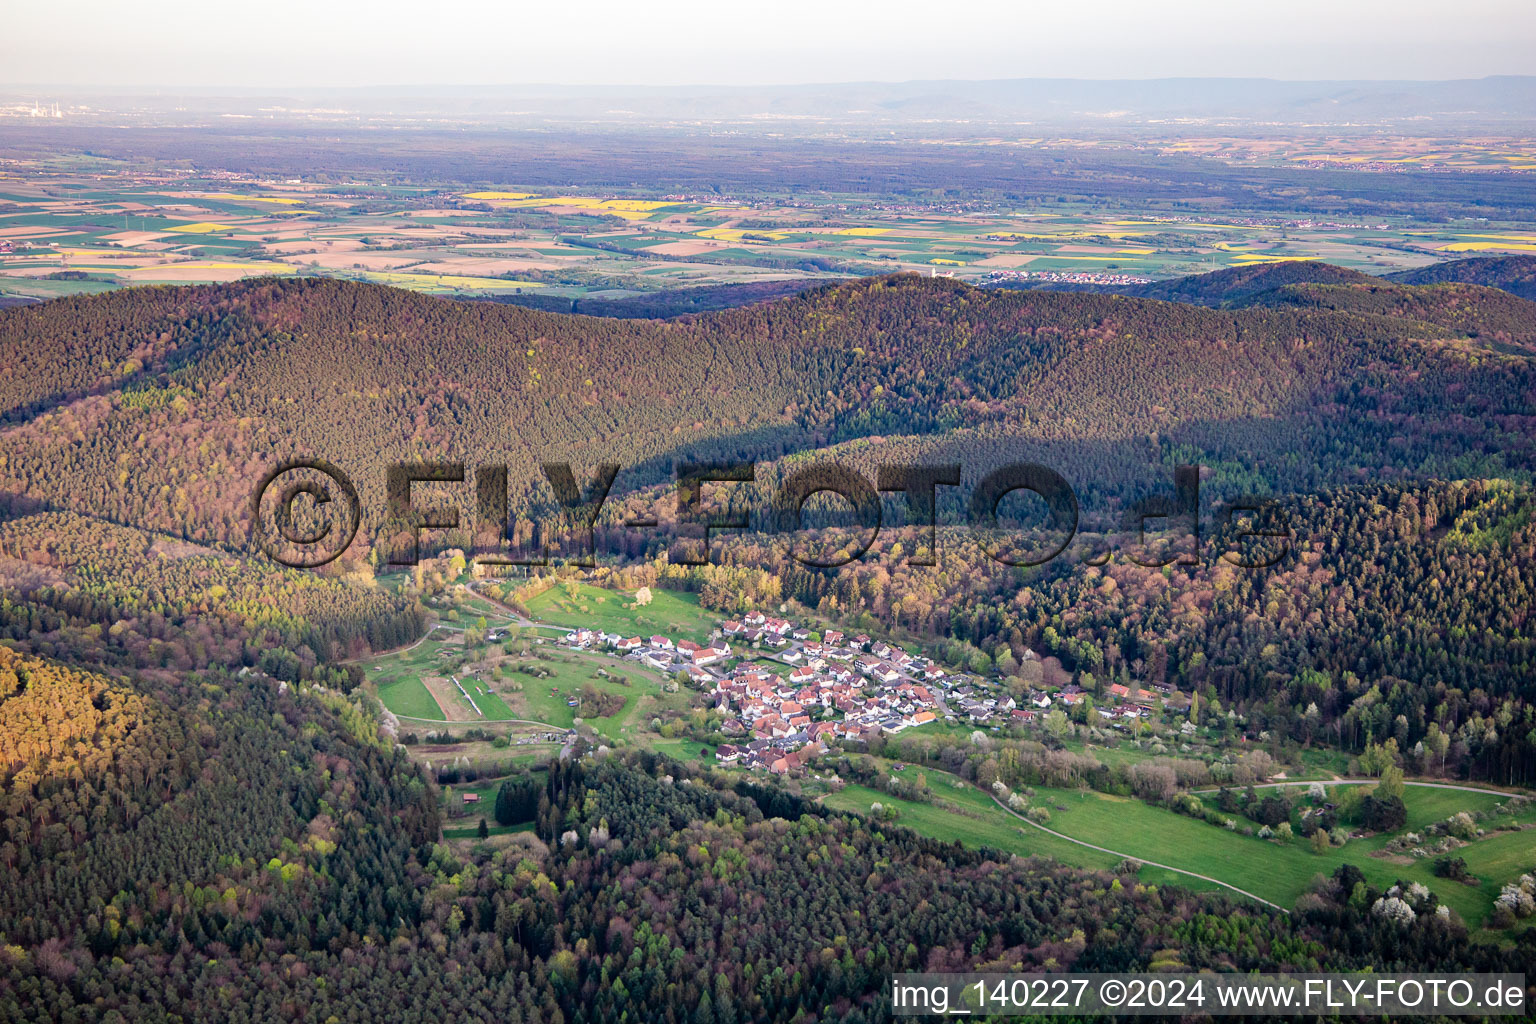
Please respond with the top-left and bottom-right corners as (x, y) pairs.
(5, 0), (1535, 88)
(4, 73), (1535, 92)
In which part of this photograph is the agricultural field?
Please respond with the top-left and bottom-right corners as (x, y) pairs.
(6, 159), (1535, 302)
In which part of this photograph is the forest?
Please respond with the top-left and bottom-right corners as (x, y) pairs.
(5, 684), (1533, 1022)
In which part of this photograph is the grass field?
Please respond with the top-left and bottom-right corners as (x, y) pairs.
(377, 674), (444, 720)
(364, 634), (524, 722)
(499, 648), (695, 740)
(440, 771), (547, 838)
(522, 582), (719, 643)
(442, 821), (535, 840)
(822, 782), (1122, 871)
(362, 616), (703, 738)
(822, 770), (1532, 925)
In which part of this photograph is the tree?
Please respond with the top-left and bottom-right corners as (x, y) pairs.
(1376, 763), (1405, 801)
(1043, 709), (1071, 742)
(635, 586), (653, 607)
(494, 774), (542, 826)
(476, 817), (489, 839)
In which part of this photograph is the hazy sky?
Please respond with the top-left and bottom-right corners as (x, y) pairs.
(6, 0), (1535, 87)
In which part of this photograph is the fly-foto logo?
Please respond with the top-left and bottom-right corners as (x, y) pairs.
(250, 460), (1290, 570)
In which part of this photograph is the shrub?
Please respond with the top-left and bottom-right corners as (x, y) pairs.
(1252, 794), (1292, 827)
(1430, 855), (1471, 882)
(1361, 794), (1407, 832)
(1445, 811), (1479, 840)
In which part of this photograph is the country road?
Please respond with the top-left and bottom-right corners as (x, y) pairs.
(1190, 779), (1521, 797)
(985, 792), (1290, 912)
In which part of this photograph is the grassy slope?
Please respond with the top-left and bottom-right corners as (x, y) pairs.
(824, 771), (1531, 926)
(523, 583), (718, 644)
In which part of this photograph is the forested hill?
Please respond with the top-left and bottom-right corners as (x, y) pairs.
(1017, 257), (1536, 308)
(1389, 255), (1536, 301)
(2, 270), (1533, 558)
(1127, 261), (1379, 306)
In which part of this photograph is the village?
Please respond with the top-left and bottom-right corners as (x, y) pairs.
(554, 605), (1189, 774)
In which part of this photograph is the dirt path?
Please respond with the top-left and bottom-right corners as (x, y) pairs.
(985, 793), (1290, 913)
(392, 714), (566, 729)
(1190, 779), (1520, 797)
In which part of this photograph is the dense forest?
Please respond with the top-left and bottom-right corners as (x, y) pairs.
(1389, 255), (1536, 302)
(0, 511), (426, 676)
(4, 668), (1532, 1022)
(2, 269), (1532, 549)
(645, 478), (1536, 783)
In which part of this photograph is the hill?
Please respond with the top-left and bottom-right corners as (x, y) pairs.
(1245, 280), (1536, 345)
(4, 271), (1532, 550)
(1127, 261), (1379, 306)
(1389, 255), (1536, 301)
(471, 279), (828, 318)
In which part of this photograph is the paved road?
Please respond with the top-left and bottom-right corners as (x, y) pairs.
(985, 792), (1290, 913)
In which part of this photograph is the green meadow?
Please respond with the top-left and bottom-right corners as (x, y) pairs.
(522, 582), (719, 643)
(822, 771), (1532, 926)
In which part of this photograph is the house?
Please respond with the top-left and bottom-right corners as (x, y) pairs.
(692, 645), (729, 667)
(823, 630), (844, 646)
(613, 636), (642, 652)
(780, 648), (802, 663)
(650, 635), (675, 651)
(716, 743), (742, 762)
(462, 793), (481, 804)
